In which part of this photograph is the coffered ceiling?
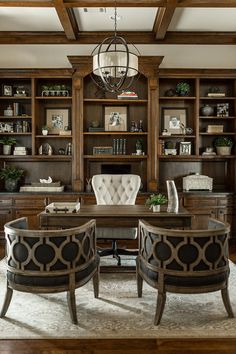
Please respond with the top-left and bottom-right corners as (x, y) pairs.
(0, 0), (236, 68)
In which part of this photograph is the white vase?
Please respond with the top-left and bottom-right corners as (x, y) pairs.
(152, 205), (160, 212)
(3, 145), (12, 155)
(42, 130), (48, 136)
(166, 180), (179, 213)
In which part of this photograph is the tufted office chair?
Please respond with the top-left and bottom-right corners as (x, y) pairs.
(137, 218), (234, 325)
(92, 174), (141, 265)
(0, 217), (99, 324)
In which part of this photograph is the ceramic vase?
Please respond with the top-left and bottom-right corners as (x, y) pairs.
(5, 179), (18, 192)
(216, 146), (232, 156)
(166, 180), (179, 213)
(201, 105), (214, 116)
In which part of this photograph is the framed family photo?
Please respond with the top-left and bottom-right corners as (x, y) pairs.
(46, 108), (70, 134)
(3, 85), (12, 96)
(163, 107), (187, 134)
(104, 106), (127, 132)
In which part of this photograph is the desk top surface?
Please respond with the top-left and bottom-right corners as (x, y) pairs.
(40, 204), (191, 218)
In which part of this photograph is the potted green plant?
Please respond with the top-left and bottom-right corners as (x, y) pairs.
(42, 125), (49, 136)
(214, 136), (234, 156)
(0, 136), (17, 155)
(176, 81), (190, 96)
(145, 193), (168, 212)
(136, 139), (143, 155)
(0, 165), (24, 192)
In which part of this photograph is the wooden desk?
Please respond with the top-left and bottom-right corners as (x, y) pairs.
(39, 205), (193, 272)
(39, 205), (192, 229)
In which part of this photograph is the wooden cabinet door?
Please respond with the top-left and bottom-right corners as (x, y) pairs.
(0, 208), (13, 241)
(15, 208), (44, 229)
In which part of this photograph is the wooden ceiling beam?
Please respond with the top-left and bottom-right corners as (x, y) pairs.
(63, 0), (236, 7)
(53, 0), (78, 40)
(0, 31), (236, 44)
(63, 1), (167, 7)
(1, 0), (236, 6)
(153, 2), (176, 39)
(0, 1), (53, 6)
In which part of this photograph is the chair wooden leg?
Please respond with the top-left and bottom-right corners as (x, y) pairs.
(221, 287), (234, 318)
(67, 289), (78, 325)
(93, 270), (99, 298)
(137, 272), (143, 298)
(0, 284), (13, 318)
(154, 291), (166, 325)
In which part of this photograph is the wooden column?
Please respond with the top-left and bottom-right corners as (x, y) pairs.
(139, 56), (163, 191)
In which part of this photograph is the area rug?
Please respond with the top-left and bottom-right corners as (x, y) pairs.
(0, 258), (235, 339)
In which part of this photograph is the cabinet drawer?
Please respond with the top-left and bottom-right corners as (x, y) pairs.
(0, 198), (13, 207)
(14, 197), (47, 208)
(184, 197), (217, 208)
(217, 197), (233, 207)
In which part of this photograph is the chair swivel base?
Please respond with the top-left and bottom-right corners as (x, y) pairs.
(97, 240), (138, 266)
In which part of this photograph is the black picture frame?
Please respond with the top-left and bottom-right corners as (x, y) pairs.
(3, 85), (12, 96)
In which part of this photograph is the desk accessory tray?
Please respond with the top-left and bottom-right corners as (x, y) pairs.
(20, 185), (64, 192)
(45, 202), (80, 213)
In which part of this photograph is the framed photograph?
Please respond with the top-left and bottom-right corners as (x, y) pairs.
(163, 107), (187, 134)
(3, 85), (12, 96)
(46, 108), (70, 134)
(217, 103), (229, 117)
(179, 141), (191, 155)
(104, 106), (127, 131)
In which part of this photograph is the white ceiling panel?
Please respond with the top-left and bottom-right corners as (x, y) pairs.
(0, 7), (63, 31)
(74, 7), (158, 31)
(169, 8), (236, 31)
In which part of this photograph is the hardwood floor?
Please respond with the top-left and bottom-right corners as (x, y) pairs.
(0, 241), (236, 354)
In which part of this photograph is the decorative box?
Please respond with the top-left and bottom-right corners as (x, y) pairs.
(93, 146), (113, 155)
(183, 173), (213, 191)
(45, 202), (80, 213)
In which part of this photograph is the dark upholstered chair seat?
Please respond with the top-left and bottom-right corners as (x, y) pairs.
(0, 217), (100, 324)
(7, 255), (99, 289)
(139, 258), (229, 289)
(137, 218), (234, 325)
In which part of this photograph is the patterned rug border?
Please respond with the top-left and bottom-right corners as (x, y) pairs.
(0, 259), (236, 339)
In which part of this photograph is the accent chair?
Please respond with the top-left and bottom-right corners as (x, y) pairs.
(137, 218), (234, 325)
(0, 217), (99, 324)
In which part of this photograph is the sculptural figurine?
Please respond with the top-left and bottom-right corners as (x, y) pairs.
(166, 180), (179, 213)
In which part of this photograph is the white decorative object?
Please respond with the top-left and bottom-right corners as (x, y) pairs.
(166, 180), (179, 213)
(39, 176), (52, 184)
(183, 173), (213, 191)
(152, 205), (160, 212)
(45, 202), (80, 213)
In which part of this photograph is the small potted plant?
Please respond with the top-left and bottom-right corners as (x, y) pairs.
(136, 139), (143, 155)
(0, 165), (24, 192)
(42, 125), (49, 136)
(0, 136), (17, 155)
(145, 193), (168, 212)
(214, 136), (234, 156)
(176, 81), (190, 96)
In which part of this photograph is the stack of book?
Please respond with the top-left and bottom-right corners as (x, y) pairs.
(117, 91), (138, 99)
(13, 146), (27, 156)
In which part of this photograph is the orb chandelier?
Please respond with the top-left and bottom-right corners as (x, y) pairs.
(91, 7), (139, 93)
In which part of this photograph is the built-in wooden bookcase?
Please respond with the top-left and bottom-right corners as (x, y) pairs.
(0, 70), (73, 189)
(157, 71), (236, 193)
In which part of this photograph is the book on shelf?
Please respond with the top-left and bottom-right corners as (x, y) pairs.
(207, 93), (226, 97)
(88, 127), (105, 132)
(117, 91), (138, 99)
